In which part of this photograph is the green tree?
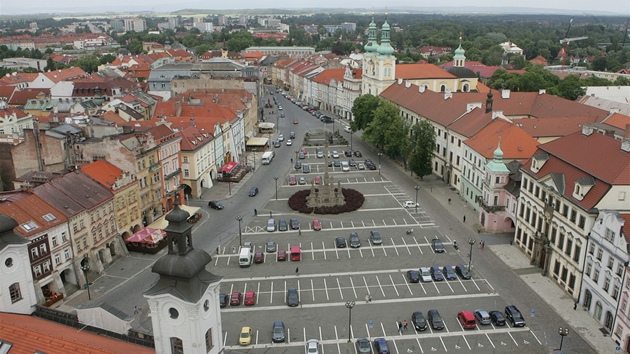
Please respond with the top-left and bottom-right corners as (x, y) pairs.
(363, 101), (399, 152)
(350, 94), (379, 131)
(70, 56), (101, 73)
(44, 58), (56, 71)
(226, 31), (254, 52)
(556, 75), (586, 100)
(384, 115), (412, 168)
(99, 54), (116, 64)
(408, 120), (436, 179)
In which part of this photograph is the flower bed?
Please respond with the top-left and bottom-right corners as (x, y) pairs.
(288, 188), (364, 214)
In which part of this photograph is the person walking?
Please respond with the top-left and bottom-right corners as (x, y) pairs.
(298, 228), (302, 236)
(448, 198), (451, 204)
(463, 215), (466, 223)
(254, 208), (257, 216)
(403, 320), (408, 330)
(133, 305), (139, 314)
(269, 211), (272, 217)
(295, 267), (299, 276)
(398, 321), (403, 334)
(365, 293), (370, 303)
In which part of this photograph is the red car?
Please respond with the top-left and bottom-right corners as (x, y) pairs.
(293, 119), (299, 124)
(277, 250), (287, 261)
(289, 175), (297, 185)
(312, 219), (322, 231)
(230, 292), (242, 306)
(244, 291), (256, 306)
(254, 252), (265, 263)
(314, 175), (321, 185)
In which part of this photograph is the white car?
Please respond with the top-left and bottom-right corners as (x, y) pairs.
(332, 151), (339, 158)
(286, 139), (292, 146)
(419, 267), (432, 282)
(278, 105), (283, 110)
(344, 126), (352, 133)
(403, 201), (418, 208)
(341, 162), (350, 172)
(278, 134), (284, 142)
(306, 339), (319, 354)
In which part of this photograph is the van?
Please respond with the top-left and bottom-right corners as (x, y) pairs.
(261, 151), (274, 165)
(271, 320), (286, 342)
(458, 311), (477, 329)
(290, 245), (301, 261)
(239, 248), (253, 268)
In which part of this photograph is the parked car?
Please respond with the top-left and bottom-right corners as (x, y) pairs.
(278, 219), (288, 231)
(287, 288), (299, 307)
(474, 309), (491, 325)
(299, 177), (306, 185)
(349, 232), (361, 248)
(332, 151), (340, 158)
(303, 164), (311, 173)
(357, 163), (366, 170)
(244, 291), (256, 306)
(432, 238), (445, 253)
(505, 305), (525, 327)
(412, 311), (428, 331)
(419, 267), (432, 282)
(306, 339), (319, 354)
(348, 159), (356, 167)
(354, 150), (362, 157)
(265, 241), (277, 253)
(455, 265), (472, 279)
(266, 218), (276, 232)
(312, 219), (322, 231)
(443, 266), (457, 280)
(356, 338), (372, 353)
(249, 187), (259, 197)
(278, 134), (284, 141)
(272, 320), (286, 343)
(289, 175), (297, 185)
(290, 218), (300, 230)
(335, 237), (347, 248)
(208, 200), (224, 210)
(403, 201), (418, 208)
(230, 292), (242, 306)
(489, 310), (506, 326)
(243, 241), (253, 250)
(333, 160), (341, 167)
(254, 252), (264, 263)
(427, 309), (445, 330)
(430, 266), (444, 281)
(298, 152), (306, 159)
(458, 311), (477, 329)
(370, 230), (382, 245)
(373, 338), (390, 354)
(344, 150), (353, 157)
(294, 161), (302, 170)
(219, 293), (229, 308)
(239, 326), (253, 346)
(277, 250), (287, 261)
(314, 175), (321, 185)
(407, 270), (420, 283)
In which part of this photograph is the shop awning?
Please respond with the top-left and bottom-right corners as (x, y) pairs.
(246, 137), (268, 146)
(219, 161), (238, 173)
(146, 204), (200, 230)
(125, 227), (166, 244)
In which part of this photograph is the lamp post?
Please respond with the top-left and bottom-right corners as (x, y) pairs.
(228, 181), (231, 196)
(378, 153), (383, 176)
(468, 238), (476, 271)
(295, 150), (298, 164)
(558, 327), (569, 352)
(80, 257), (91, 301)
(274, 176), (279, 201)
(414, 185), (420, 213)
(235, 215), (243, 246)
(345, 300), (355, 342)
(350, 131), (353, 151)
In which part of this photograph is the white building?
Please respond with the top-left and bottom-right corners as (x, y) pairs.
(124, 18), (146, 32)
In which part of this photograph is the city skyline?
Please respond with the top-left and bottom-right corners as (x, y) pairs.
(0, 0), (627, 16)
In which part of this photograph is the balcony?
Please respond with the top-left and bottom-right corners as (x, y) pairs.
(164, 168), (182, 180)
(476, 196), (505, 213)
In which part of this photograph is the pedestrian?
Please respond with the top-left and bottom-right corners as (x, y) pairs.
(254, 208), (257, 216)
(365, 293), (370, 303)
(403, 320), (408, 330)
(448, 198), (451, 204)
(133, 305), (138, 314)
(295, 267), (299, 276)
(298, 228), (302, 236)
(232, 245), (236, 253)
(291, 158), (293, 163)
(481, 240), (485, 249)
(398, 321), (403, 334)
(573, 301), (578, 310)
(463, 215), (466, 223)
(270, 211), (272, 217)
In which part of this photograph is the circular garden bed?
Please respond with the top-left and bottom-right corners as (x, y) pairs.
(288, 188), (365, 214)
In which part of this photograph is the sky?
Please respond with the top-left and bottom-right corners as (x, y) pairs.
(0, 0), (628, 16)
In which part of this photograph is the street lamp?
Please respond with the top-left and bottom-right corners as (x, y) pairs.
(468, 238), (476, 271)
(80, 257), (91, 300)
(414, 186), (420, 213)
(378, 153), (383, 176)
(345, 300), (355, 342)
(235, 215), (243, 246)
(350, 130), (353, 151)
(274, 176), (279, 201)
(558, 327), (569, 352)
(294, 150), (298, 164)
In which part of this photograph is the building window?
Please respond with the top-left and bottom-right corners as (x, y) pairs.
(586, 263), (592, 278)
(554, 260), (561, 276)
(9, 283), (22, 303)
(578, 215), (585, 229)
(170, 337), (183, 354)
(597, 249), (603, 261)
(589, 243), (595, 255)
(608, 257), (614, 270)
(604, 277), (610, 291)
(613, 284), (620, 300)
(573, 245), (581, 263)
(54, 254), (61, 265)
(565, 239), (572, 257)
(617, 264), (624, 277)
(569, 274), (576, 290)
(205, 328), (213, 352)
(51, 236), (58, 247)
(561, 267), (568, 282)
(31, 247), (39, 259)
(605, 228), (615, 242)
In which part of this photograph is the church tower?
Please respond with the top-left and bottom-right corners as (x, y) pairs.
(362, 14), (379, 95)
(453, 35), (466, 68)
(446, 34), (478, 92)
(144, 203), (223, 354)
(481, 140), (512, 231)
(373, 16), (396, 96)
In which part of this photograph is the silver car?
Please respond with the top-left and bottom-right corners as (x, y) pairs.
(419, 267), (432, 282)
(474, 309), (492, 325)
(306, 339), (319, 354)
(266, 219), (276, 232)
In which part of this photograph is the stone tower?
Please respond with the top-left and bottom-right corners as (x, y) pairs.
(144, 203), (223, 354)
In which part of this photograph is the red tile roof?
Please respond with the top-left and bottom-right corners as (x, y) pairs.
(0, 312), (154, 354)
(602, 113), (630, 131)
(0, 73), (38, 85)
(312, 68), (345, 85)
(80, 160), (123, 190)
(396, 63), (456, 79)
(465, 119), (539, 160)
(42, 67), (86, 83)
(9, 88), (50, 106)
(0, 192), (68, 237)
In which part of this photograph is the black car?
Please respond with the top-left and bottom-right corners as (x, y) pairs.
(505, 305), (525, 327)
(430, 266), (444, 281)
(333, 160), (341, 167)
(344, 150), (353, 157)
(219, 293), (229, 308)
(278, 219), (288, 231)
(335, 237), (347, 248)
(290, 218), (300, 230)
(287, 288), (299, 307)
(349, 232), (361, 248)
(354, 150), (362, 157)
(455, 265), (471, 279)
(489, 310), (506, 326)
(411, 311), (428, 331)
(427, 309), (444, 330)
(432, 239), (445, 253)
(407, 270), (420, 283)
(348, 159), (356, 167)
(328, 160), (333, 167)
(208, 200), (224, 210)
(249, 187), (259, 197)
(294, 161), (302, 170)
(366, 162), (377, 170)
(289, 131), (296, 139)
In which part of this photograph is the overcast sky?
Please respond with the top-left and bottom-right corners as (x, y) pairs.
(0, 0), (627, 16)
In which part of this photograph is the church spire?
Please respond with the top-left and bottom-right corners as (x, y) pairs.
(376, 13), (394, 56)
(453, 32), (466, 68)
(364, 12), (378, 53)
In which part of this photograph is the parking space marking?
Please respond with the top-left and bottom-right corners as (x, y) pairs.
(223, 331), (228, 347)
(445, 280), (455, 293)
(335, 326), (341, 353)
(391, 240), (400, 256)
(380, 322), (387, 337)
(323, 278), (330, 300)
(439, 336), (448, 351)
(461, 333), (472, 350)
(433, 281), (441, 294)
(362, 276), (370, 296)
(365, 323), (371, 339)
(337, 278), (344, 299)
(415, 337), (424, 353)
(376, 276), (386, 297)
(401, 237), (412, 255)
(530, 330), (542, 345)
(401, 274), (413, 296)
(485, 332), (496, 348)
(319, 326), (323, 341)
(389, 274), (400, 296)
(418, 281), (427, 295)
(508, 331), (519, 346)
(270, 282), (274, 304)
(350, 277), (358, 299)
(310, 279), (315, 301)
(322, 241), (327, 260)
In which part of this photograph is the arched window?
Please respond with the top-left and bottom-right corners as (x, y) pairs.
(9, 283), (22, 303)
(605, 311), (614, 330)
(170, 337), (183, 354)
(594, 301), (603, 321)
(205, 329), (213, 352)
(463, 83), (470, 92)
(583, 289), (592, 310)
(440, 85), (446, 92)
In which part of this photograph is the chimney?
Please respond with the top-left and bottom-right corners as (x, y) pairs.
(191, 118), (195, 127)
(485, 92), (494, 113)
(444, 89), (452, 100)
(419, 85), (426, 93)
(621, 124), (630, 152)
(405, 80), (411, 88)
(492, 111), (504, 120)
(175, 98), (182, 117)
(501, 89), (510, 99)
(582, 125), (594, 136)
(467, 102), (481, 112)
(538, 89), (546, 95)
(397, 78), (403, 85)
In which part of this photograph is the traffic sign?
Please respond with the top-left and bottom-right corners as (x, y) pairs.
(531, 309), (535, 317)
(369, 320), (374, 328)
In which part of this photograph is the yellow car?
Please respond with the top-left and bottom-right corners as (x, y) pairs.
(239, 326), (253, 346)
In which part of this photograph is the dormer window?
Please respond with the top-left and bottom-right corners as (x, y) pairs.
(573, 177), (595, 201)
(530, 153), (549, 173)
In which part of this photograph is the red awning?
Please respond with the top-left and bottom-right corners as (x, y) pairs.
(219, 161), (238, 173)
(125, 227), (166, 244)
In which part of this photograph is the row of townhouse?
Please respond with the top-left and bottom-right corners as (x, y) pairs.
(379, 79), (630, 351)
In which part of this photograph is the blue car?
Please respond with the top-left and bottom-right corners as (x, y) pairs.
(430, 266), (444, 281)
(373, 338), (390, 354)
(443, 266), (457, 280)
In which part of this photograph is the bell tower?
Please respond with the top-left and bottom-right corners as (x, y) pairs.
(144, 203), (223, 354)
